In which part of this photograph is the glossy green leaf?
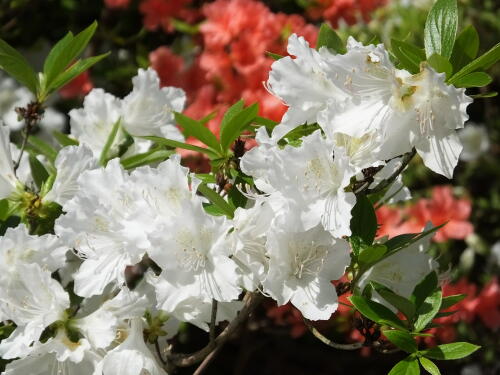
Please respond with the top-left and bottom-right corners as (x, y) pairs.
(220, 103), (258, 151)
(470, 91), (497, 99)
(424, 0), (458, 59)
(449, 42), (500, 84)
(316, 23), (346, 54)
(266, 51), (284, 61)
(349, 295), (408, 331)
(440, 294), (466, 310)
(220, 100), (244, 134)
(384, 233), (419, 252)
(388, 356), (420, 375)
(450, 25), (479, 72)
(47, 53), (110, 93)
(27, 136), (58, 163)
(359, 244), (387, 266)
(197, 183), (234, 218)
(99, 119), (121, 166)
(121, 149), (174, 170)
(175, 112), (220, 151)
(414, 289), (442, 332)
(419, 357), (441, 375)
(52, 130), (79, 147)
(411, 271), (438, 311)
(391, 39), (426, 73)
(452, 72), (492, 88)
(427, 55), (453, 77)
(0, 39), (38, 93)
(350, 195), (377, 245)
(143, 136), (219, 159)
(0, 199), (10, 221)
(371, 282), (416, 321)
(383, 329), (418, 353)
(29, 155), (50, 190)
(44, 22), (98, 88)
(421, 342), (480, 360)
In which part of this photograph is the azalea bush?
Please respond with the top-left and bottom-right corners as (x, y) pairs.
(0, 0), (499, 374)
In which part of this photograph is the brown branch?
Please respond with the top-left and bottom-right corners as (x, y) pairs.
(168, 292), (264, 368)
(303, 318), (363, 351)
(209, 299), (218, 343)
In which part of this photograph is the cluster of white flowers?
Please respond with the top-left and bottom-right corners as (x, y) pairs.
(0, 34), (473, 374)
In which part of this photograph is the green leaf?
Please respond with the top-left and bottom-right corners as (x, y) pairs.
(359, 244), (387, 266)
(427, 55), (453, 77)
(99, 119), (121, 166)
(424, 0), (458, 59)
(440, 294), (465, 310)
(370, 282), (416, 321)
(52, 130), (79, 147)
(385, 233), (419, 252)
(29, 155), (50, 189)
(174, 112), (220, 152)
(350, 195), (377, 245)
(349, 295), (408, 331)
(316, 23), (346, 54)
(220, 100), (244, 134)
(414, 290), (442, 332)
(391, 39), (426, 73)
(0, 39), (38, 93)
(411, 271), (438, 311)
(44, 21), (97, 89)
(388, 356), (420, 375)
(121, 149), (174, 170)
(202, 203), (226, 216)
(450, 25), (479, 73)
(452, 72), (492, 88)
(470, 91), (497, 99)
(27, 136), (58, 163)
(383, 329), (418, 353)
(265, 51), (285, 61)
(419, 357), (441, 375)
(143, 136), (219, 159)
(253, 116), (278, 130)
(449, 42), (500, 84)
(194, 173), (216, 184)
(0, 199), (10, 221)
(197, 183), (234, 218)
(421, 342), (480, 360)
(47, 53), (109, 94)
(220, 103), (258, 151)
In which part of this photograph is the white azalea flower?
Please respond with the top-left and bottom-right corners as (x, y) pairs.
(69, 88), (124, 157)
(229, 199), (274, 291)
(458, 123), (490, 162)
(262, 224), (350, 320)
(357, 229), (438, 307)
(0, 224), (66, 278)
(148, 273), (243, 331)
(268, 34), (472, 178)
(55, 160), (152, 297)
(3, 331), (101, 375)
(241, 128), (356, 237)
(97, 318), (167, 375)
(43, 144), (98, 206)
(0, 124), (20, 199)
(121, 68), (185, 141)
(0, 263), (70, 359)
(148, 199), (241, 303)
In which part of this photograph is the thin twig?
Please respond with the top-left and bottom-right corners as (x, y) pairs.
(168, 292), (264, 368)
(356, 149), (416, 195)
(209, 299), (218, 343)
(13, 129), (29, 173)
(303, 318), (363, 351)
(192, 345), (222, 375)
(155, 338), (167, 366)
